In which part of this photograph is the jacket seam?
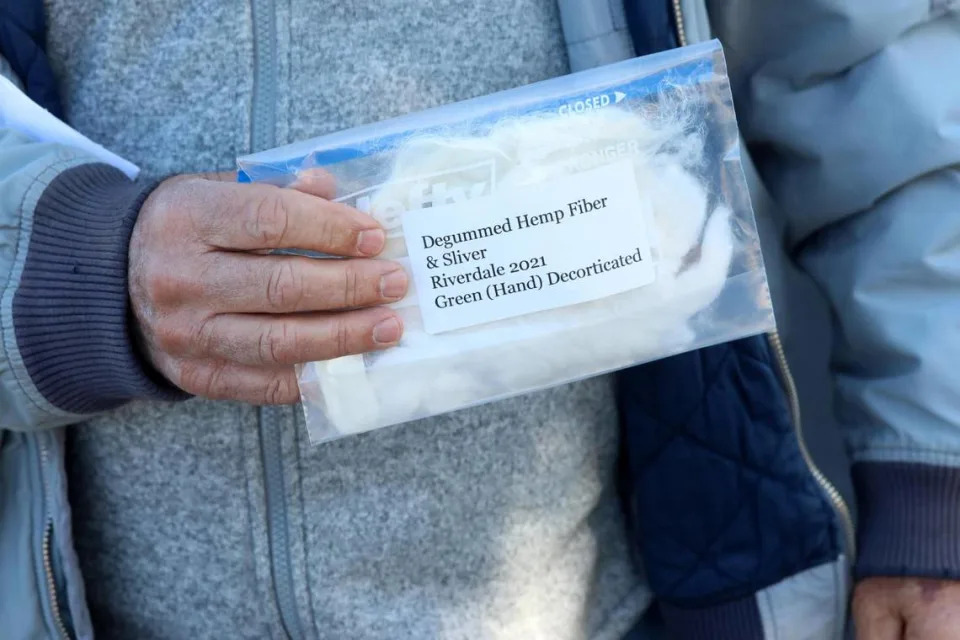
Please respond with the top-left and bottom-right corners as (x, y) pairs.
(1, 154), (90, 423)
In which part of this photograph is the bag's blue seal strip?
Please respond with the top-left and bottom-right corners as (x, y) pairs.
(238, 40), (721, 183)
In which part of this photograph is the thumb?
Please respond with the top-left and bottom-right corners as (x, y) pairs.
(290, 167), (337, 200)
(853, 578), (905, 640)
(196, 170), (239, 183)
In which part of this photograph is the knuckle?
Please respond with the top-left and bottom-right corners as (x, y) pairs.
(266, 261), (304, 311)
(176, 361), (203, 393)
(257, 322), (295, 365)
(318, 209), (348, 251)
(178, 361), (225, 398)
(152, 317), (192, 355)
(192, 315), (220, 355)
(247, 193), (289, 246)
(264, 375), (295, 405)
(331, 318), (351, 357)
(342, 263), (363, 308)
(143, 268), (184, 307)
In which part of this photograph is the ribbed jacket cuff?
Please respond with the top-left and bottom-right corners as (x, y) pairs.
(659, 595), (764, 640)
(13, 163), (188, 413)
(853, 461), (960, 580)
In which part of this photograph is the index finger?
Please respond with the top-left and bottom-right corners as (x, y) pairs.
(202, 181), (386, 257)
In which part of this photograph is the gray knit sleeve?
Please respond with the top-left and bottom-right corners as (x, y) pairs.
(12, 163), (188, 415)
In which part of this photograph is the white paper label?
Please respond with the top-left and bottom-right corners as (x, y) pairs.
(401, 160), (655, 334)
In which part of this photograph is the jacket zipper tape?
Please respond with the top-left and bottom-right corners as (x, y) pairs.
(250, 0), (308, 637)
(37, 436), (70, 640)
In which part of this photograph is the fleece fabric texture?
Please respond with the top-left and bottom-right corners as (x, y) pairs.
(49, 0), (651, 638)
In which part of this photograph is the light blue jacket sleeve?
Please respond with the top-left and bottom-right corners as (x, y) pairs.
(709, 0), (960, 577)
(0, 130), (94, 432)
(0, 58), (142, 640)
(1, 51), (99, 431)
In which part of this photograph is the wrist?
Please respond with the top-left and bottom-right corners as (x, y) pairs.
(12, 163), (188, 413)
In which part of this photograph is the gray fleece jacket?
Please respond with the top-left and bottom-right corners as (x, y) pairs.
(2, 1), (960, 640)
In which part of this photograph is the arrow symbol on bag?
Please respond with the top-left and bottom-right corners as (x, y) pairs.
(614, 91), (626, 103)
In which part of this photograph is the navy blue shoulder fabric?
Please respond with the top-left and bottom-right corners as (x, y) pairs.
(0, 1), (64, 118)
(615, 336), (840, 606)
(623, 0), (679, 57)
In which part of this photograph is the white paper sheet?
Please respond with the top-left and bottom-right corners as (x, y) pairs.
(0, 74), (139, 178)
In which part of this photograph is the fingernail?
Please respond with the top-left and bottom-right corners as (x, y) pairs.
(357, 229), (385, 256)
(379, 269), (409, 299)
(372, 317), (403, 345)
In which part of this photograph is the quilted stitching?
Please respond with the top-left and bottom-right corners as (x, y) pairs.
(0, 2), (65, 118)
(616, 336), (840, 607)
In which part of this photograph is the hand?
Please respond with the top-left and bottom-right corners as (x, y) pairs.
(128, 170), (408, 404)
(854, 577), (960, 639)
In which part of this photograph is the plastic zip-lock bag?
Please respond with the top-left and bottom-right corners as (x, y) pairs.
(238, 40), (774, 444)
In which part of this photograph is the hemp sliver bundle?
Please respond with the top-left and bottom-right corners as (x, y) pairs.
(237, 40), (774, 444)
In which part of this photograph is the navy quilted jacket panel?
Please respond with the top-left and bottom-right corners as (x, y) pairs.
(616, 335), (840, 607)
(0, 1), (64, 118)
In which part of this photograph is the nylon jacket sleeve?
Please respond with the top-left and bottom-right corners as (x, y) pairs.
(0, 127), (185, 432)
(709, 1), (960, 579)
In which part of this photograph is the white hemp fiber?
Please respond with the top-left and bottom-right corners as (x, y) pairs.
(300, 107), (735, 435)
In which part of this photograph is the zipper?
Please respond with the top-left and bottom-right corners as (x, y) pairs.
(251, 0), (305, 637)
(671, 0), (688, 47)
(42, 524), (69, 640)
(259, 406), (306, 640)
(38, 438), (70, 640)
(251, 0), (279, 152)
(767, 332), (856, 561)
